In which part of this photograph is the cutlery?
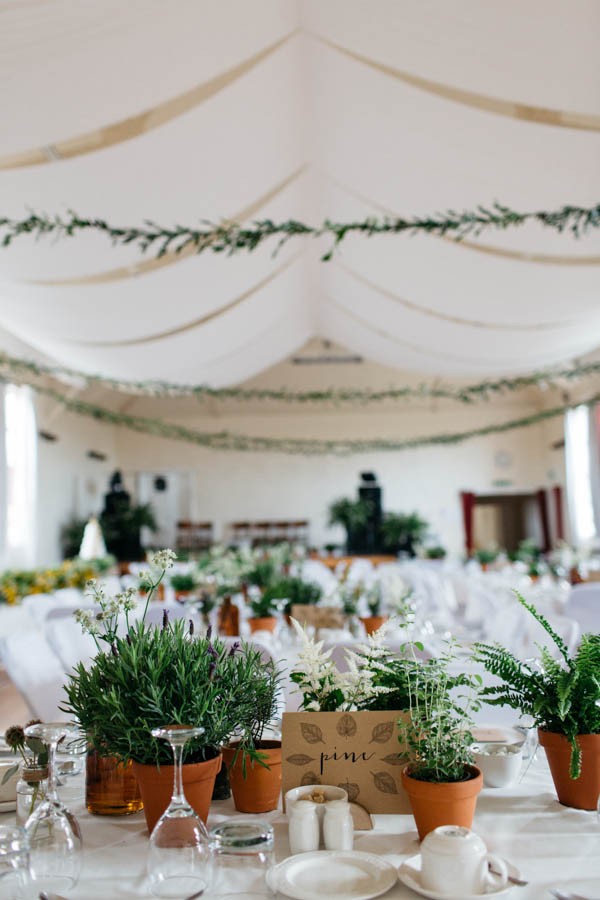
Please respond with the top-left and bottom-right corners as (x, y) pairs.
(550, 890), (598, 900)
(488, 865), (528, 887)
(39, 893), (69, 900)
(184, 891), (204, 899)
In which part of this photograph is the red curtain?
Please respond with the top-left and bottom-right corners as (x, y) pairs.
(460, 491), (476, 556)
(552, 485), (564, 543)
(536, 489), (551, 552)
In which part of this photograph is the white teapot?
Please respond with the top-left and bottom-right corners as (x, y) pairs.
(421, 825), (508, 895)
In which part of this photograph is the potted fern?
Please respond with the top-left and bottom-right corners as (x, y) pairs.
(474, 593), (600, 809)
(399, 646), (483, 840)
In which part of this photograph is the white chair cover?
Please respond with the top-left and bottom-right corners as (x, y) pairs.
(0, 630), (69, 721)
(566, 583), (600, 637)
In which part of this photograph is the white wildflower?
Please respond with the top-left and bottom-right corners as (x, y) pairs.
(148, 548), (176, 571)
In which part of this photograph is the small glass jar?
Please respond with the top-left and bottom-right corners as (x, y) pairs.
(16, 767), (47, 826)
(86, 750), (143, 816)
(211, 819), (274, 897)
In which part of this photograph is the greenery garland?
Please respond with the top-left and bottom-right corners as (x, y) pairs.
(1, 350), (599, 406)
(1, 202), (599, 261)
(11, 376), (600, 456)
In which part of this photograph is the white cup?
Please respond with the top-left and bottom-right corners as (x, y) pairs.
(472, 742), (523, 788)
(421, 826), (508, 895)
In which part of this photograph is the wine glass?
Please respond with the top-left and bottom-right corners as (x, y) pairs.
(22, 722), (82, 894)
(147, 726), (213, 898)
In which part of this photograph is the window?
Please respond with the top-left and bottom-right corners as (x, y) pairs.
(564, 405), (600, 546)
(2, 384), (37, 566)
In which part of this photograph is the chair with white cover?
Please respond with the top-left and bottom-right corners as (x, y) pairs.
(0, 630), (69, 721)
(45, 617), (98, 673)
(52, 587), (86, 606)
(566, 583), (600, 637)
(21, 592), (68, 622)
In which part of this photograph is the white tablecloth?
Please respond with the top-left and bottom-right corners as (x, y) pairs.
(2, 752), (599, 899)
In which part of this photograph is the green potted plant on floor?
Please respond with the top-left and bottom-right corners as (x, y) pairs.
(328, 497), (373, 554)
(381, 512), (429, 557)
(399, 646), (483, 840)
(474, 592), (600, 809)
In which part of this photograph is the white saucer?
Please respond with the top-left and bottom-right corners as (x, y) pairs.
(0, 799), (17, 813)
(267, 850), (398, 900)
(399, 854), (519, 899)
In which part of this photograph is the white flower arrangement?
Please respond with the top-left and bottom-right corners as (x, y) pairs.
(75, 549), (175, 648)
(289, 617), (399, 712)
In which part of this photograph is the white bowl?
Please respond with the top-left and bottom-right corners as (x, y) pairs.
(472, 743), (523, 788)
(285, 784), (348, 821)
(0, 761), (20, 802)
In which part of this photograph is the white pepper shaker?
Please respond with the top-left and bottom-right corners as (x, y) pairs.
(323, 800), (354, 851)
(288, 800), (320, 854)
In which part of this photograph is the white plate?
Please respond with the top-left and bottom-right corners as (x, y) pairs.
(0, 799), (16, 813)
(267, 850), (398, 900)
(471, 724), (525, 746)
(399, 854), (519, 899)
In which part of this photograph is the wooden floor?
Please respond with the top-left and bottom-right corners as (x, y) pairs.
(0, 668), (29, 732)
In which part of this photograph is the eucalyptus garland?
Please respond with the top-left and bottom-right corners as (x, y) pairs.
(1, 201), (599, 261)
(12, 376), (600, 456)
(1, 350), (599, 406)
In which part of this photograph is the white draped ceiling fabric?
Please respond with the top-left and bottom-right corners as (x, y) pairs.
(0, 0), (599, 386)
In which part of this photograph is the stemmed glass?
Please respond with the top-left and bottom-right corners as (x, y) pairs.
(22, 722), (82, 894)
(147, 726), (213, 898)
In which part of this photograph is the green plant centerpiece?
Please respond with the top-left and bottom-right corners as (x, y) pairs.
(398, 644), (483, 839)
(64, 549), (282, 830)
(170, 572), (197, 595)
(473, 547), (499, 566)
(474, 592), (600, 808)
(261, 576), (322, 616)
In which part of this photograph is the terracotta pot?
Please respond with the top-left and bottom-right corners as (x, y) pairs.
(222, 740), (282, 813)
(538, 730), (600, 810)
(401, 765), (482, 841)
(360, 615), (388, 635)
(132, 752), (222, 833)
(249, 616), (277, 634)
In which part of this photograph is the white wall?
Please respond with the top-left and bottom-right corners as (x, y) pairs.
(112, 402), (558, 555)
(36, 397), (117, 565)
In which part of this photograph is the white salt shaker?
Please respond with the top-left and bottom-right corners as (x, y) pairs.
(288, 800), (320, 854)
(323, 800), (354, 851)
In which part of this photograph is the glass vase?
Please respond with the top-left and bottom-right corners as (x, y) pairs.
(16, 766), (48, 826)
(86, 750), (143, 816)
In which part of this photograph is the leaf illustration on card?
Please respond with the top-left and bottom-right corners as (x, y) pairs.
(286, 754), (315, 766)
(336, 714), (357, 738)
(369, 721), (395, 744)
(381, 753), (409, 766)
(301, 771), (321, 786)
(300, 722), (325, 744)
(371, 771), (398, 794)
(338, 780), (360, 802)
